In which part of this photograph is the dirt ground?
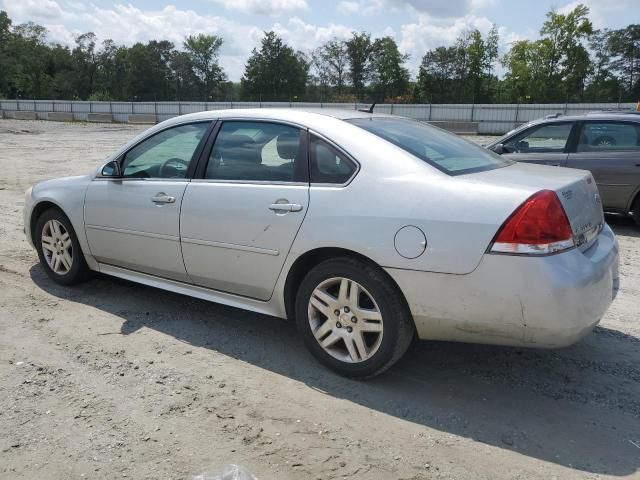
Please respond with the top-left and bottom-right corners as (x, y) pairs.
(0, 119), (639, 480)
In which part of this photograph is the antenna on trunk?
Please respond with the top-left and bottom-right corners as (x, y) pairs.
(358, 103), (376, 114)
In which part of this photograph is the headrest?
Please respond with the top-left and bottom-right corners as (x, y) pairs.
(219, 134), (261, 164)
(276, 131), (299, 160)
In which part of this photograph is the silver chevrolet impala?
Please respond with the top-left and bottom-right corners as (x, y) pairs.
(23, 109), (620, 377)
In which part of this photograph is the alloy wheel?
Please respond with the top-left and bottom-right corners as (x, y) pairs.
(308, 277), (384, 363)
(41, 219), (73, 275)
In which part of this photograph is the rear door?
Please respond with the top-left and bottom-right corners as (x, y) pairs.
(501, 121), (575, 166)
(566, 120), (640, 212)
(180, 120), (309, 301)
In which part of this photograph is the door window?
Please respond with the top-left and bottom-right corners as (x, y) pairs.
(309, 135), (357, 184)
(577, 122), (640, 152)
(205, 122), (305, 182)
(122, 122), (210, 179)
(505, 123), (573, 153)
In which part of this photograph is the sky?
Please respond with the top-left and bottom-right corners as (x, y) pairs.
(0, 0), (637, 81)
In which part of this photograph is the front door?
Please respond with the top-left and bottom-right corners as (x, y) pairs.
(567, 120), (640, 212)
(84, 121), (211, 281)
(180, 121), (309, 300)
(502, 121), (574, 166)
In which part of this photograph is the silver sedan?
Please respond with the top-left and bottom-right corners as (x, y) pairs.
(23, 109), (620, 377)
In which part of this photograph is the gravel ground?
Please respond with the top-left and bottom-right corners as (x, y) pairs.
(0, 119), (639, 480)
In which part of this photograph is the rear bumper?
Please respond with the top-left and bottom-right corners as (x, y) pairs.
(386, 224), (620, 348)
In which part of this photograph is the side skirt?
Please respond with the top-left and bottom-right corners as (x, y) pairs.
(98, 263), (285, 319)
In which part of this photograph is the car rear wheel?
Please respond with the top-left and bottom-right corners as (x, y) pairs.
(632, 198), (640, 227)
(295, 257), (414, 378)
(35, 208), (91, 285)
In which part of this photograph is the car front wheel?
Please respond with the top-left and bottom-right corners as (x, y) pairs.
(295, 257), (414, 378)
(35, 208), (91, 285)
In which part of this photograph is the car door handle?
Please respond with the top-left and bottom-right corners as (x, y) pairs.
(151, 193), (176, 204)
(269, 203), (303, 212)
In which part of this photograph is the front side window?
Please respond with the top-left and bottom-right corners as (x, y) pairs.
(309, 135), (357, 184)
(205, 122), (305, 182)
(347, 117), (510, 175)
(505, 123), (573, 153)
(122, 122), (210, 178)
(577, 122), (640, 152)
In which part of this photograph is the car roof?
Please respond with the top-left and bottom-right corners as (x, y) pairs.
(528, 111), (640, 125)
(163, 107), (395, 126)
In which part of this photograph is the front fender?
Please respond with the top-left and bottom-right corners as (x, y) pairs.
(26, 175), (98, 270)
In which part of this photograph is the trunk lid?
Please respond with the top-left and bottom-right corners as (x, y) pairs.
(467, 163), (604, 250)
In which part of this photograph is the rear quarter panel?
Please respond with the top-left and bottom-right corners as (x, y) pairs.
(290, 150), (531, 275)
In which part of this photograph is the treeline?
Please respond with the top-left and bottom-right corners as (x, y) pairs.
(0, 5), (638, 103)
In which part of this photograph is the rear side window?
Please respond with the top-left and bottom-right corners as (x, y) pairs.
(309, 135), (357, 184)
(205, 121), (305, 182)
(347, 117), (510, 175)
(505, 123), (573, 153)
(577, 122), (640, 152)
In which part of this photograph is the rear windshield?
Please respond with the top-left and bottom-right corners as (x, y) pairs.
(347, 117), (512, 175)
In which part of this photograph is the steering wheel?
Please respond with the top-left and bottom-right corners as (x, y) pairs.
(159, 157), (189, 178)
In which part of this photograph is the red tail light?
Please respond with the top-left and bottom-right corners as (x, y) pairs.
(490, 190), (575, 255)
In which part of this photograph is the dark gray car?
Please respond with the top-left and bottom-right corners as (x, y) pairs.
(487, 111), (640, 225)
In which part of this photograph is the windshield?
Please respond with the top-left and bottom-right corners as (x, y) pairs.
(347, 117), (512, 175)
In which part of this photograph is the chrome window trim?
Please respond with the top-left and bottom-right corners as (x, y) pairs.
(202, 118), (308, 185)
(190, 179), (307, 186)
(96, 119), (214, 180)
(308, 128), (361, 188)
(213, 117), (307, 129)
(93, 177), (191, 182)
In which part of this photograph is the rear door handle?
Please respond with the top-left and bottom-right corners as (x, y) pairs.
(151, 193), (176, 204)
(269, 203), (303, 212)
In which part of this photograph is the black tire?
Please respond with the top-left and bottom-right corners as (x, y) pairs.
(632, 197), (640, 227)
(295, 257), (415, 378)
(34, 208), (91, 285)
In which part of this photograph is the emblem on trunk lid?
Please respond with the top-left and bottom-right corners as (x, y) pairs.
(561, 189), (573, 200)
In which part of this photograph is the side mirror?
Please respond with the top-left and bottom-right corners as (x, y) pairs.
(493, 143), (506, 155)
(101, 160), (122, 177)
(492, 143), (511, 155)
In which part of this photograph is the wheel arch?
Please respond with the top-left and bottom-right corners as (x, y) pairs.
(282, 247), (411, 321)
(30, 200), (67, 242)
(629, 186), (640, 213)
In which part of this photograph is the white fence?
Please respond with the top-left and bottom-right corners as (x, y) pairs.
(0, 99), (636, 135)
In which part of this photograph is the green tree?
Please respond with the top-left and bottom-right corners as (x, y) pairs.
(320, 38), (349, 94)
(345, 32), (373, 99)
(607, 24), (640, 100)
(415, 46), (459, 102)
(72, 32), (98, 99)
(502, 4), (593, 102)
(183, 34), (226, 100)
(540, 4), (593, 100)
(0, 10), (13, 96)
(241, 31), (308, 100)
(370, 36), (409, 101)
